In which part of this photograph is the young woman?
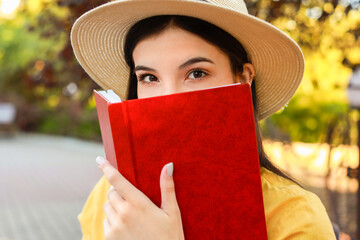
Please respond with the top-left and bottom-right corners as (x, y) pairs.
(71, 1), (336, 239)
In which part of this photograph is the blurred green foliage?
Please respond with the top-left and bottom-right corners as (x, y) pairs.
(0, 0), (359, 144)
(254, 0), (360, 145)
(0, 0), (105, 140)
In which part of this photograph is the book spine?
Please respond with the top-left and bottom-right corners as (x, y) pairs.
(94, 92), (118, 169)
(108, 102), (137, 186)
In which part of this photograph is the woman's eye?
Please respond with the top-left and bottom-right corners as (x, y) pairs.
(138, 74), (158, 83)
(188, 70), (207, 80)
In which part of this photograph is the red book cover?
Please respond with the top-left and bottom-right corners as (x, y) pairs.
(94, 83), (268, 239)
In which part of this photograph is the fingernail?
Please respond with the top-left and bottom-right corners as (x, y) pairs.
(166, 162), (174, 177)
(107, 185), (114, 195)
(96, 156), (105, 165)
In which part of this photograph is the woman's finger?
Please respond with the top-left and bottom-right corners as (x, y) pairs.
(103, 218), (111, 235)
(103, 201), (118, 226)
(108, 187), (126, 213)
(97, 156), (147, 204)
(160, 162), (180, 216)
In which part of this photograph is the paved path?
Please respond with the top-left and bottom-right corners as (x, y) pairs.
(0, 134), (104, 240)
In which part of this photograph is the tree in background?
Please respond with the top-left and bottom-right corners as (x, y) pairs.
(249, 0), (360, 145)
(0, 0), (107, 139)
(0, 0), (359, 143)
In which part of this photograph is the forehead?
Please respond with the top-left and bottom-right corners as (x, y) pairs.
(132, 27), (227, 63)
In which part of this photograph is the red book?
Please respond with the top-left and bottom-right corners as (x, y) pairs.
(94, 83), (267, 239)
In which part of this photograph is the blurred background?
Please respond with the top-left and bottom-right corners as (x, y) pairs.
(0, 0), (359, 239)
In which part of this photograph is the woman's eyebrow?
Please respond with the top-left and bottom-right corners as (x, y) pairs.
(134, 65), (157, 72)
(178, 57), (214, 69)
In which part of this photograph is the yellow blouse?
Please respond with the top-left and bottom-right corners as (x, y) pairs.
(78, 167), (336, 240)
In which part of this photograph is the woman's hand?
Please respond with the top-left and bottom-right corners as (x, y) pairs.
(96, 156), (185, 240)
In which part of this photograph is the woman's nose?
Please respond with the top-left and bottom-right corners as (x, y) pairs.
(163, 80), (182, 95)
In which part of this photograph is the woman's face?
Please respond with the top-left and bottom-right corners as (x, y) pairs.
(133, 27), (245, 99)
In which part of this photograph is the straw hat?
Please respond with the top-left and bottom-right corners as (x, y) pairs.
(71, 0), (304, 120)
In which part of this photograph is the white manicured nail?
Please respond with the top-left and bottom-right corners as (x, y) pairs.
(107, 185), (114, 195)
(103, 219), (110, 235)
(166, 162), (174, 177)
(96, 156), (105, 165)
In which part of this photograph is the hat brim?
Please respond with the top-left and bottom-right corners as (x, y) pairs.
(71, 0), (304, 120)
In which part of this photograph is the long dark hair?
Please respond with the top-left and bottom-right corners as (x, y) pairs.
(124, 15), (298, 184)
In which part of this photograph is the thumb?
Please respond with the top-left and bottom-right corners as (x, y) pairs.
(160, 162), (179, 215)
